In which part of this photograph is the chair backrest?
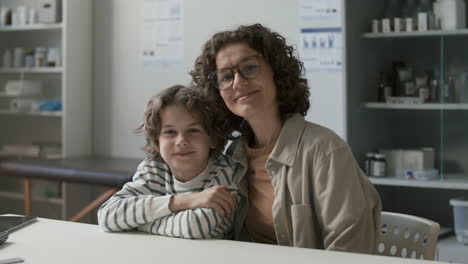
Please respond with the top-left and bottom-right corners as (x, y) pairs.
(376, 212), (440, 260)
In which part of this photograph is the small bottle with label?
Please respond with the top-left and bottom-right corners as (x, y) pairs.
(402, 0), (417, 32)
(35, 47), (47, 67)
(378, 72), (393, 102)
(2, 49), (12, 68)
(364, 152), (376, 177)
(416, 0), (432, 31)
(416, 73), (430, 102)
(372, 153), (387, 177)
(382, 0), (400, 32)
(430, 70), (440, 102)
(444, 74), (456, 102)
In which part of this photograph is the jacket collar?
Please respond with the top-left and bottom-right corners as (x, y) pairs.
(269, 113), (305, 167)
(230, 138), (248, 168)
(229, 113), (306, 167)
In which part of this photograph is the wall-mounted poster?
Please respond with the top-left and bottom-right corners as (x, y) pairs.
(141, 0), (184, 69)
(298, 0), (342, 25)
(299, 27), (342, 73)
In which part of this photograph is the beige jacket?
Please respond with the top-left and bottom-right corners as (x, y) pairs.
(228, 114), (381, 253)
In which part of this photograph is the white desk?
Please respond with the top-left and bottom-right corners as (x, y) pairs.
(0, 218), (441, 264)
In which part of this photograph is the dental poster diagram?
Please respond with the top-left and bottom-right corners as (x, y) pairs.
(141, 0), (184, 69)
(299, 27), (342, 73)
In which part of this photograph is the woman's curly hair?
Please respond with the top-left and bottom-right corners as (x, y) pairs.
(135, 85), (228, 161)
(190, 23), (310, 139)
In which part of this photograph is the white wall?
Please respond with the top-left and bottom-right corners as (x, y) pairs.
(93, 0), (345, 159)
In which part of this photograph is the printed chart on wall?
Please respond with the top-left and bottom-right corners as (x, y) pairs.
(141, 0), (184, 69)
(298, 0), (343, 73)
(299, 27), (342, 73)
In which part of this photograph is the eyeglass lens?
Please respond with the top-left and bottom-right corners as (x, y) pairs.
(214, 56), (260, 89)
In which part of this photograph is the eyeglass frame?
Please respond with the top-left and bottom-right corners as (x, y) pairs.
(208, 55), (262, 90)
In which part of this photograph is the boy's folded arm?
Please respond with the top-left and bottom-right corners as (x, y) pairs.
(139, 187), (243, 239)
(138, 206), (234, 239)
(98, 194), (172, 232)
(98, 164), (172, 232)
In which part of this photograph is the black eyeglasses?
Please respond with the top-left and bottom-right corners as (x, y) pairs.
(208, 55), (261, 90)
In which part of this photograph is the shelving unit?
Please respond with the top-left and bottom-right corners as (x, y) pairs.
(0, 67), (64, 73)
(369, 174), (468, 190)
(346, 1), (468, 262)
(363, 102), (468, 110)
(363, 29), (468, 38)
(0, 0), (92, 221)
(0, 110), (62, 117)
(0, 23), (63, 32)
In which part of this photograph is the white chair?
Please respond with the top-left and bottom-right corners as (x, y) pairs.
(376, 211), (440, 260)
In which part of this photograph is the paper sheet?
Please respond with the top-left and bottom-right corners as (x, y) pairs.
(299, 27), (342, 73)
(141, 0), (184, 69)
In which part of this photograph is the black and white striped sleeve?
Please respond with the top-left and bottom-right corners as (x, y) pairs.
(97, 160), (173, 232)
(137, 207), (234, 239)
(137, 159), (244, 239)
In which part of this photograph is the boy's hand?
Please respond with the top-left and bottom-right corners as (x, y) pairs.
(169, 185), (236, 217)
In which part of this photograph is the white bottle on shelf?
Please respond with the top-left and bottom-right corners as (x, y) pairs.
(0, 7), (9, 27)
(403, 0), (418, 32)
(383, 0), (400, 33)
(27, 8), (38, 25)
(417, 0), (433, 31)
(2, 49), (12, 68)
(13, 47), (24, 68)
(435, 0), (466, 30)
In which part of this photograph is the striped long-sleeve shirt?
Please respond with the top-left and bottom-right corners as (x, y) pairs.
(97, 154), (243, 239)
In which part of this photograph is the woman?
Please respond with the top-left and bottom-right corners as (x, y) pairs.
(191, 23), (381, 253)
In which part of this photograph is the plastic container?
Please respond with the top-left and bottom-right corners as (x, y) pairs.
(404, 169), (439, 180)
(449, 197), (468, 245)
(35, 47), (47, 67)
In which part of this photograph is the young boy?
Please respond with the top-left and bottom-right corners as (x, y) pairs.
(98, 85), (243, 239)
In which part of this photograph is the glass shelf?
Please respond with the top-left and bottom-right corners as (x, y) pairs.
(363, 29), (468, 38)
(0, 23), (63, 32)
(368, 174), (468, 190)
(0, 110), (62, 117)
(0, 67), (63, 73)
(363, 102), (468, 110)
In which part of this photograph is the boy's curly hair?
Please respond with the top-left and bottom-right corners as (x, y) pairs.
(135, 85), (227, 161)
(190, 23), (310, 139)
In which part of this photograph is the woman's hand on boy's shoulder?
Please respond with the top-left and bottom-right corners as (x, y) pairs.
(169, 185), (236, 217)
(192, 185), (237, 217)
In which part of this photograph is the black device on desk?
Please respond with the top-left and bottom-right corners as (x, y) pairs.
(0, 216), (37, 234)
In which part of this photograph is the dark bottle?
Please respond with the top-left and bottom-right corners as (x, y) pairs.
(364, 152), (376, 177)
(392, 61), (406, 96)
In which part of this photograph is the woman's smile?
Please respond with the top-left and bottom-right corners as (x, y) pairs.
(234, 90), (260, 102)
